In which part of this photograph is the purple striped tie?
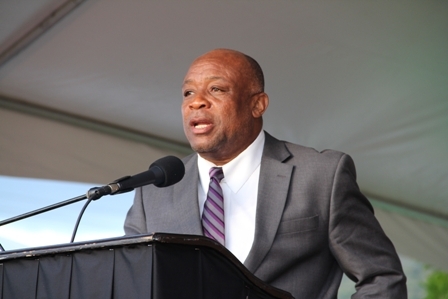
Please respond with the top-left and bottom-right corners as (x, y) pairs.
(202, 167), (225, 245)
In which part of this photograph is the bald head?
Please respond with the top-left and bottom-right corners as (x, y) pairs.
(192, 49), (265, 94)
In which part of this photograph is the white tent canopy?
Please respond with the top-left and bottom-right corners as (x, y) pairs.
(0, 0), (447, 270)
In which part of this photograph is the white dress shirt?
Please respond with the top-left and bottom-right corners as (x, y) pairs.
(197, 131), (265, 263)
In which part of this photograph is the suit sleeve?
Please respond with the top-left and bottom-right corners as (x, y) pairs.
(123, 187), (148, 235)
(328, 154), (407, 298)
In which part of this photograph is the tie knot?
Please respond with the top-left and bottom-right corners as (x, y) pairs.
(209, 167), (224, 182)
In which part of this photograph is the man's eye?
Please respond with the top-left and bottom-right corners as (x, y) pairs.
(211, 87), (221, 92)
(183, 90), (193, 97)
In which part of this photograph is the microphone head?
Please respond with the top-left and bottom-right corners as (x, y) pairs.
(149, 156), (185, 187)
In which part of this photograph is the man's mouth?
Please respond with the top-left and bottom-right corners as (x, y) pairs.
(194, 123), (211, 129)
(189, 119), (213, 134)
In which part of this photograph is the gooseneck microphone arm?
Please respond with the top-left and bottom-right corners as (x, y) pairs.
(0, 156), (185, 228)
(0, 194), (88, 227)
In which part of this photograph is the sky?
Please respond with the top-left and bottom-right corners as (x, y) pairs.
(0, 175), (133, 251)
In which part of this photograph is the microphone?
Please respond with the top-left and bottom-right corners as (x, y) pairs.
(87, 156), (185, 200)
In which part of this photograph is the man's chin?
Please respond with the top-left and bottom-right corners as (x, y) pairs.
(191, 144), (214, 154)
(189, 141), (220, 155)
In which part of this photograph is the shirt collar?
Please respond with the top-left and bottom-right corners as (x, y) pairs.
(198, 130), (265, 194)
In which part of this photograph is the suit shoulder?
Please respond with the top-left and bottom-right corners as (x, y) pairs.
(282, 141), (357, 179)
(283, 141), (347, 161)
(263, 131), (353, 170)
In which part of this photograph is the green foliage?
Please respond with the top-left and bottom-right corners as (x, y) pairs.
(423, 270), (448, 299)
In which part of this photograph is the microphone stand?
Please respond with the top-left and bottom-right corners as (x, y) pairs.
(0, 194), (87, 227)
(0, 187), (113, 248)
(0, 185), (116, 228)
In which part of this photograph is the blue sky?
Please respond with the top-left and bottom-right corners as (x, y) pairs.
(0, 175), (133, 251)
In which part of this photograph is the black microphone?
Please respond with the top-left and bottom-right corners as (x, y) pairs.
(87, 156), (185, 200)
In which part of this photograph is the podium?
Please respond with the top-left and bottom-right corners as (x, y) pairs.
(0, 233), (293, 299)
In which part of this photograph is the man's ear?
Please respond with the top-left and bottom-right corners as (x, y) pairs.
(251, 92), (269, 118)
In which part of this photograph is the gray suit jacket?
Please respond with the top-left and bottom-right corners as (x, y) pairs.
(124, 132), (407, 299)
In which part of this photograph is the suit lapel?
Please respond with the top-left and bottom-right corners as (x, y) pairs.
(244, 132), (293, 273)
(172, 154), (204, 235)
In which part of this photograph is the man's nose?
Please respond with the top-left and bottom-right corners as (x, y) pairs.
(189, 93), (211, 110)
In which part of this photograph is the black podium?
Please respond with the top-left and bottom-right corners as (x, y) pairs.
(0, 233), (293, 299)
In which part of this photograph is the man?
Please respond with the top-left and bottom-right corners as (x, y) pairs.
(124, 49), (407, 298)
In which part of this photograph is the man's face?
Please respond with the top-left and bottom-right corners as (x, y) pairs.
(181, 52), (261, 165)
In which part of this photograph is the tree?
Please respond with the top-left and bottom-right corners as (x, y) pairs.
(423, 270), (448, 299)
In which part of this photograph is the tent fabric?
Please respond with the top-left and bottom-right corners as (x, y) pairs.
(373, 205), (448, 271)
(0, 106), (186, 184)
(0, 0), (447, 271)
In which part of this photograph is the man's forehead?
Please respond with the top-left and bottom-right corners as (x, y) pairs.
(189, 58), (233, 71)
(182, 51), (249, 86)
(183, 62), (238, 83)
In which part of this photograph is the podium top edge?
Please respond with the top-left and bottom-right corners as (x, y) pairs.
(0, 233), (294, 299)
(0, 233), (200, 259)
(0, 233), (233, 260)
